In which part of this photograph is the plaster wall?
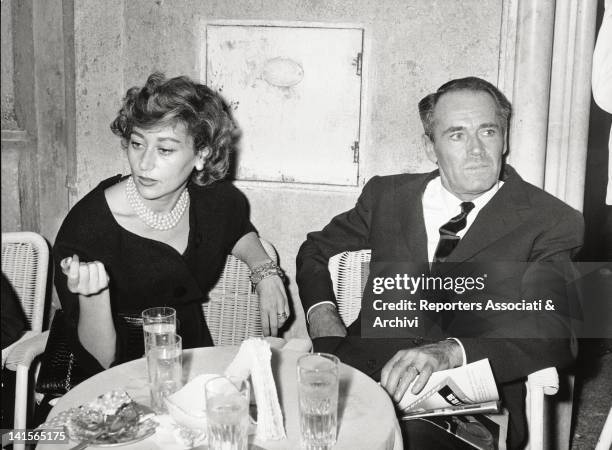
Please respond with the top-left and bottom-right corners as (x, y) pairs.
(1, 0), (17, 129)
(1, 0), (20, 232)
(72, 0), (502, 337)
(1, 131), (24, 232)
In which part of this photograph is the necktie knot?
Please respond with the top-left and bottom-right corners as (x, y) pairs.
(460, 201), (475, 214)
(433, 201), (475, 262)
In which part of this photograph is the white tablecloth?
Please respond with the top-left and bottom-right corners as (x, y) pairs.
(38, 345), (402, 450)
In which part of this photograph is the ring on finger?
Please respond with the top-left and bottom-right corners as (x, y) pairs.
(277, 312), (288, 321)
(401, 366), (420, 382)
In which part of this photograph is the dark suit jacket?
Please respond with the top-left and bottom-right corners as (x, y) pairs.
(296, 165), (584, 448)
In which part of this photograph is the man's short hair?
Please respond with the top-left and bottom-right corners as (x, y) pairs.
(418, 77), (512, 141)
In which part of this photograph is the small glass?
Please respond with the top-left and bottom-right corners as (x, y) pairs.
(148, 334), (183, 413)
(297, 353), (340, 450)
(142, 307), (177, 356)
(205, 376), (250, 450)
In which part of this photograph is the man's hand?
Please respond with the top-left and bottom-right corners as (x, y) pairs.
(380, 340), (463, 403)
(307, 303), (347, 338)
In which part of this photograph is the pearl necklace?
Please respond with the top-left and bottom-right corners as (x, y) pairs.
(125, 176), (190, 231)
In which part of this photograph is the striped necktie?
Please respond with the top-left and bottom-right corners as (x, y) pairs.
(433, 201), (475, 263)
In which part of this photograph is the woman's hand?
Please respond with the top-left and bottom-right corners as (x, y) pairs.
(231, 232), (291, 337)
(60, 254), (110, 296)
(256, 275), (290, 337)
(60, 255), (115, 368)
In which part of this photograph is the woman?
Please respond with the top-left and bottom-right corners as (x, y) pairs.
(54, 72), (289, 374)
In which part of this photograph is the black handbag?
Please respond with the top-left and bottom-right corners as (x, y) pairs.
(35, 310), (146, 396)
(35, 309), (89, 396)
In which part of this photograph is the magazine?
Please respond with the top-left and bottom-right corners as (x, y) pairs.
(398, 359), (507, 449)
(410, 413), (509, 450)
(398, 358), (499, 417)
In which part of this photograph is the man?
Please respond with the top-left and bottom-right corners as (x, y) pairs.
(296, 77), (584, 449)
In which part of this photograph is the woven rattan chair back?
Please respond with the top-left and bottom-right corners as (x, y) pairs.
(203, 238), (278, 346)
(1, 231), (50, 333)
(328, 249), (371, 327)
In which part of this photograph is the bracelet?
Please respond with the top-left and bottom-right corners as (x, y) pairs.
(249, 261), (284, 287)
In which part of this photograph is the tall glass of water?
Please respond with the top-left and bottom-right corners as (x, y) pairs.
(205, 376), (250, 450)
(297, 353), (340, 450)
(149, 333), (183, 413)
(142, 306), (176, 356)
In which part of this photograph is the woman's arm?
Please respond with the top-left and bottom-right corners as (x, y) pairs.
(232, 232), (290, 337)
(61, 255), (116, 368)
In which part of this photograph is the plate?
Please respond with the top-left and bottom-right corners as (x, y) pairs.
(64, 391), (157, 447)
(66, 425), (155, 448)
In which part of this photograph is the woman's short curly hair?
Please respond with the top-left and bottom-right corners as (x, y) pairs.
(110, 72), (238, 186)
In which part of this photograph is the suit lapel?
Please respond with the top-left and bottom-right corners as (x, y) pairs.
(449, 167), (532, 262)
(396, 171), (437, 263)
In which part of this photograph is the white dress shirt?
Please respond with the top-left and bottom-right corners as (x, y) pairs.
(422, 177), (502, 261)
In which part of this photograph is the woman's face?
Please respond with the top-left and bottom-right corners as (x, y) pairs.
(127, 122), (206, 203)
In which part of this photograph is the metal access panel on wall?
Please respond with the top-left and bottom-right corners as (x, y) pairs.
(205, 22), (364, 186)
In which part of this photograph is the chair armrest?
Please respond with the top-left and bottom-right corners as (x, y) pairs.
(525, 367), (559, 450)
(2, 331), (40, 367)
(596, 407), (612, 450)
(281, 338), (312, 353)
(262, 336), (287, 350)
(4, 330), (49, 371)
(527, 367), (559, 395)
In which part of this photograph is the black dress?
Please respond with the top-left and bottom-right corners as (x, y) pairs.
(53, 175), (255, 376)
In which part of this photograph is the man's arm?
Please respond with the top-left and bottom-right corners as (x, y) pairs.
(461, 207), (584, 383)
(307, 303), (347, 338)
(296, 177), (379, 337)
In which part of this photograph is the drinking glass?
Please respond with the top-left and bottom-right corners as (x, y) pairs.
(149, 334), (183, 413)
(297, 353), (340, 450)
(205, 376), (250, 450)
(142, 306), (177, 356)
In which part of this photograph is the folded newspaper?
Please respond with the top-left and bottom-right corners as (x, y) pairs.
(398, 358), (500, 418)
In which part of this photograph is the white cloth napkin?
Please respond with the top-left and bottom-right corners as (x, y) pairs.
(225, 338), (286, 440)
(165, 373), (217, 427)
(155, 373), (257, 448)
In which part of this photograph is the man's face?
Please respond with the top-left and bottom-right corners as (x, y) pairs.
(424, 90), (507, 201)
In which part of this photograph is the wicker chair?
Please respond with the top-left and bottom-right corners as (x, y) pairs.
(2, 231), (50, 438)
(328, 249), (566, 449)
(204, 238), (276, 346)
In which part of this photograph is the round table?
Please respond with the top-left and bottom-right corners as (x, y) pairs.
(39, 346), (402, 449)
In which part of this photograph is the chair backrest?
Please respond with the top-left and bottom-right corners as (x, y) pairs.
(328, 249), (371, 327)
(1, 231), (50, 333)
(203, 238), (278, 346)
